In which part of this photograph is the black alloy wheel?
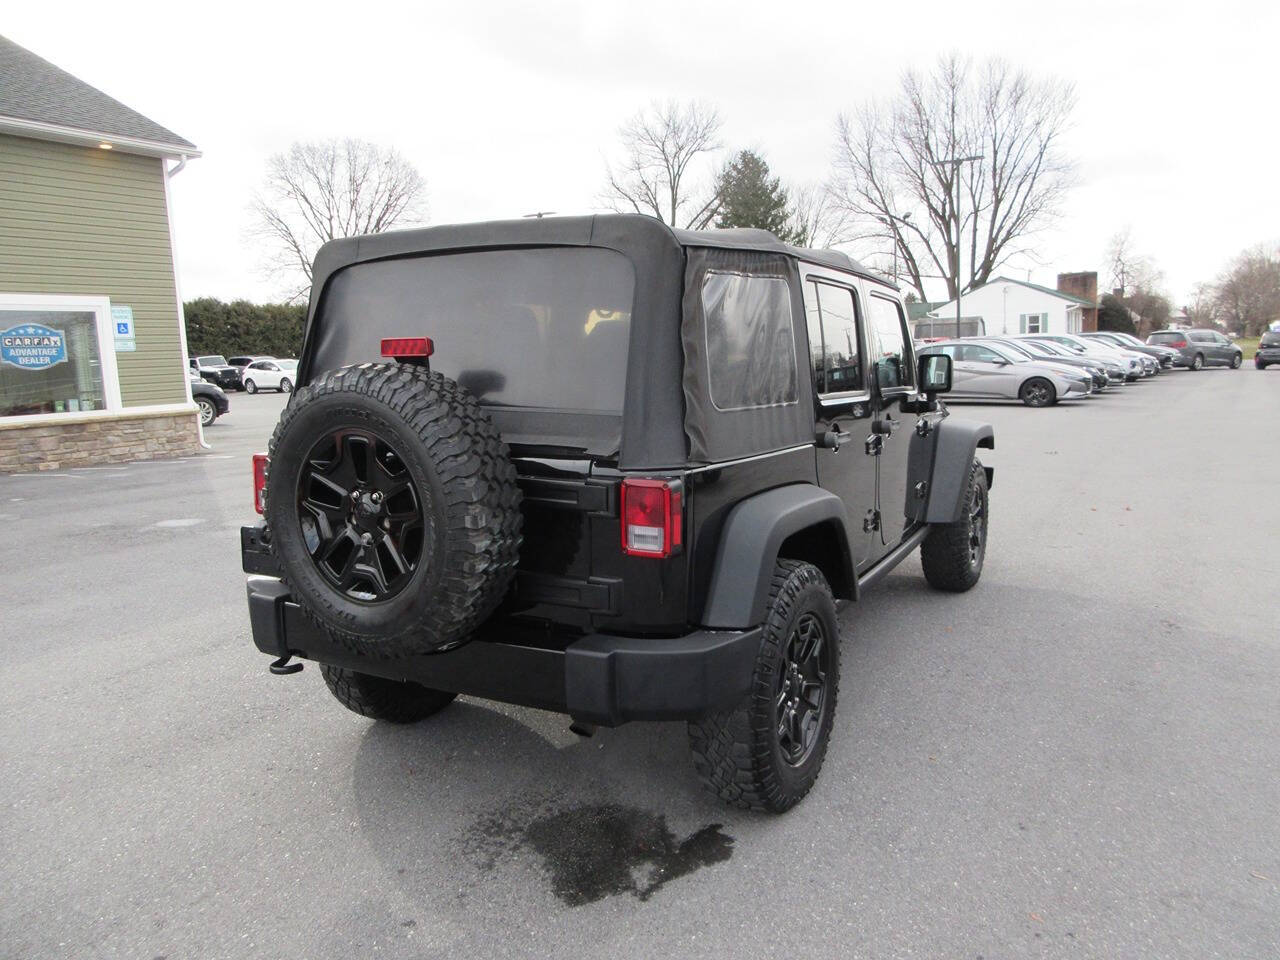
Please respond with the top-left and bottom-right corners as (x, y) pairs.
(967, 480), (986, 568)
(775, 612), (830, 767)
(297, 429), (424, 602)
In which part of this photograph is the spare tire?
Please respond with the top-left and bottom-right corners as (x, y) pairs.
(264, 362), (522, 658)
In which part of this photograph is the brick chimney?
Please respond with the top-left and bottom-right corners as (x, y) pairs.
(1058, 271), (1099, 332)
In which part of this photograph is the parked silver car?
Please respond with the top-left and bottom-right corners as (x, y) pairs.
(1145, 328), (1243, 370)
(917, 339), (1091, 406)
(972, 337), (1110, 391)
(1016, 337), (1127, 384)
(1082, 331), (1177, 369)
(1018, 333), (1150, 380)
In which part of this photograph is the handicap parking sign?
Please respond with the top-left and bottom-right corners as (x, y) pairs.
(111, 305), (136, 352)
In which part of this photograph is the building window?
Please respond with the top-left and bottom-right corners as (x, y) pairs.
(0, 295), (121, 419)
(1020, 313), (1047, 334)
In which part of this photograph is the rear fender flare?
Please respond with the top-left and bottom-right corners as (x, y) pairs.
(701, 485), (855, 630)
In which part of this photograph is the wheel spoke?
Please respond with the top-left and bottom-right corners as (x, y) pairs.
(800, 681), (823, 710)
(332, 538), (364, 588)
(379, 536), (411, 585)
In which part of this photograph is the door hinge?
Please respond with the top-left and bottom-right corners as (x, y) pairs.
(915, 417), (932, 438)
(864, 434), (883, 457)
(863, 509), (881, 533)
(914, 480), (929, 500)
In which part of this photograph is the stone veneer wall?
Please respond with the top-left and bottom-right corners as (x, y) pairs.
(0, 409), (200, 473)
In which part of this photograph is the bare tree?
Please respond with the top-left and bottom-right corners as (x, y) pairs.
(1214, 245), (1280, 337)
(1103, 229), (1169, 333)
(253, 138), (427, 296)
(1105, 228), (1161, 296)
(830, 56), (1076, 301)
(787, 183), (851, 249)
(603, 101), (724, 229)
(1185, 281), (1218, 328)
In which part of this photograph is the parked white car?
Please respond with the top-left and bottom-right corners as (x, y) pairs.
(241, 359), (298, 394)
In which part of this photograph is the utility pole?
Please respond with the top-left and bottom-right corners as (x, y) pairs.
(877, 212), (912, 285)
(931, 155), (982, 337)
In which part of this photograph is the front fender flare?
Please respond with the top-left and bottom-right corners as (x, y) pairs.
(701, 485), (855, 630)
(925, 418), (994, 524)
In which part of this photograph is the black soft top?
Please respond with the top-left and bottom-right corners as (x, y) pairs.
(302, 215), (888, 469)
(308, 214), (883, 295)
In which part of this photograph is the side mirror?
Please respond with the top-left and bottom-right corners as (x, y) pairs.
(918, 353), (952, 394)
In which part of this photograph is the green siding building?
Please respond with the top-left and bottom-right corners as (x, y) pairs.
(0, 35), (201, 471)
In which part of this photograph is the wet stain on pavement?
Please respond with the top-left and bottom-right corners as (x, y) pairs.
(464, 801), (733, 905)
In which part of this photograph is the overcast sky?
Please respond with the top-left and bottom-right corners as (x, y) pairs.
(7, 0), (1277, 306)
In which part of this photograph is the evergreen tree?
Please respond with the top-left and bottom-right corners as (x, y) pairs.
(714, 150), (795, 240)
(1097, 293), (1137, 335)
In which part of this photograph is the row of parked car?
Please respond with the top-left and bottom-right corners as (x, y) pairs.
(915, 330), (1243, 407)
(186, 354), (299, 427)
(189, 354), (300, 393)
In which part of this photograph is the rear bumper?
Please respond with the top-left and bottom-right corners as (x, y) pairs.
(244, 573), (762, 727)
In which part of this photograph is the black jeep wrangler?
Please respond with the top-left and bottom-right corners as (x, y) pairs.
(242, 215), (993, 812)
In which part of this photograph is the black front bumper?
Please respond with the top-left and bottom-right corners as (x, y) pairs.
(204, 370), (241, 389)
(244, 570), (762, 727)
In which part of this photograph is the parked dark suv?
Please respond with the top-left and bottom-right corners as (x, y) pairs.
(241, 216), (994, 812)
(1147, 329), (1243, 370)
(1255, 330), (1280, 369)
(190, 354), (243, 390)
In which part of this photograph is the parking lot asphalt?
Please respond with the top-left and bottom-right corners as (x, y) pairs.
(4, 369), (1279, 960)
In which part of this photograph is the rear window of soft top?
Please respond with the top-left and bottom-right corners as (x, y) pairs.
(314, 247), (635, 413)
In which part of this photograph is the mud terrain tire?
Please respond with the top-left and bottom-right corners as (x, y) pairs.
(265, 362), (522, 657)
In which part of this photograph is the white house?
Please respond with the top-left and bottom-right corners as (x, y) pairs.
(925, 277), (1095, 338)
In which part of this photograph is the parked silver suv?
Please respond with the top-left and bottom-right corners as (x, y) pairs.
(1147, 329), (1243, 371)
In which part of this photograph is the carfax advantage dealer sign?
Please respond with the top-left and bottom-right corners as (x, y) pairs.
(1, 324), (68, 369)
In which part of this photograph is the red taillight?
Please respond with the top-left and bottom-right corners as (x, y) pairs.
(620, 478), (682, 558)
(380, 337), (434, 358)
(1170, 339), (1187, 348)
(252, 453), (269, 515)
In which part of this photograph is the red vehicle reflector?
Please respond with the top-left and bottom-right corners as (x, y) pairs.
(620, 478), (682, 558)
(252, 453), (269, 515)
(381, 337), (434, 358)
